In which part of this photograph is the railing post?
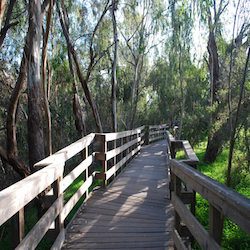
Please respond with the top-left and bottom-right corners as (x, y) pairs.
(137, 129), (141, 153)
(172, 172), (182, 247)
(209, 204), (223, 244)
(145, 125), (149, 144)
(99, 134), (108, 187)
(11, 208), (25, 249)
(50, 163), (65, 249)
(47, 163), (64, 242)
(83, 146), (89, 198)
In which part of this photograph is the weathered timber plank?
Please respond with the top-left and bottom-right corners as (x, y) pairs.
(51, 229), (65, 250)
(67, 224), (171, 233)
(62, 175), (93, 221)
(62, 154), (94, 192)
(86, 193), (168, 208)
(79, 206), (171, 221)
(71, 217), (169, 227)
(0, 162), (64, 226)
(96, 126), (144, 142)
(95, 189), (168, 203)
(173, 229), (187, 250)
(35, 133), (95, 167)
(63, 241), (171, 249)
(96, 137), (141, 161)
(66, 234), (169, 243)
(182, 140), (199, 162)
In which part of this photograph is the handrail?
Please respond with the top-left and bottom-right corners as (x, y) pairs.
(95, 126), (145, 186)
(167, 131), (250, 249)
(0, 133), (96, 249)
(148, 124), (168, 143)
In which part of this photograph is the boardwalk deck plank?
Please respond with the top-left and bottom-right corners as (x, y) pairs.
(63, 140), (173, 250)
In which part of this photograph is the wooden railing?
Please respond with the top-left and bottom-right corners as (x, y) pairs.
(0, 124), (167, 249)
(0, 133), (96, 249)
(95, 126), (145, 186)
(167, 132), (250, 249)
(148, 124), (167, 143)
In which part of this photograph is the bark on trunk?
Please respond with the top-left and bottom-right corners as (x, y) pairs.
(178, 43), (185, 140)
(7, 41), (29, 157)
(111, 0), (118, 132)
(27, 0), (45, 170)
(204, 96), (250, 163)
(207, 29), (220, 105)
(42, 0), (53, 156)
(226, 48), (250, 187)
(129, 56), (143, 130)
(204, 16), (221, 163)
(0, 0), (17, 48)
(0, 0), (6, 28)
(64, 4), (87, 137)
(57, 1), (103, 132)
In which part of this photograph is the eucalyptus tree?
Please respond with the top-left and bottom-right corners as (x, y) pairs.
(119, 0), (165, 129)
(41, 0), (54, 156)
(167, 0), (193, 139)
(57, 0), (115, 133)
(194, 0), (250, 163)
(27, 0), (45, 170)
(111, 0), (118, 132)
(0, 0), (49, 177)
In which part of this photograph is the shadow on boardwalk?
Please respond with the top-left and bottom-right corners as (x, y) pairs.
(63, 140), (174, 250)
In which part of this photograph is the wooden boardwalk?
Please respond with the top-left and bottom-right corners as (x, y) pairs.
(63, 140), (174, 249)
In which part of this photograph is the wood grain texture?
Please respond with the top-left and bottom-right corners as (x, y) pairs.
(35, 133), (95, 167)
(96, 126), (144, 142)
(63, 140), (174, 249)
(0, 162), (64, 225)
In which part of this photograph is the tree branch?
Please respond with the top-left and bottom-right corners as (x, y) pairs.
(0, 0), (17, 47)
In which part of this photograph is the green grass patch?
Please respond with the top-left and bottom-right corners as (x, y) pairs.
(175, 149), (186, 160)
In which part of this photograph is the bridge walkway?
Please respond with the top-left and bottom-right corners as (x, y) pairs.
(62, 140), (174, 249)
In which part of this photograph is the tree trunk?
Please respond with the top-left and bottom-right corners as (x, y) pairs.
(7, 41), (29, 157)
(207, 29), (220, 105)
(204, 16), (221, 163)
(178, 42), (185, 140)
(204, 95), (250, 163)
(5, 12), (32, 177)
(226, 48), (250, 187)
(111, 0), (118, 132)
(57, 1), (103, 132)
(42, 0), (53, 156)
(0, 0), (17, 48)
(129, 56), (142, 129)
(63, 3), (87, 137)
(27, 0), (45, 170)
(0, 0), (6, 28)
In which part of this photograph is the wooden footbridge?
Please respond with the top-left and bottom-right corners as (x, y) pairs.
(0, 125), (249, 249)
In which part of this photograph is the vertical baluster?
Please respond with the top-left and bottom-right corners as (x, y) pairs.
(84, 146), (89, 198)
(99, 134), (108, 187)
(12, 208), (25, 249)
(209, 204), (223, 245)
